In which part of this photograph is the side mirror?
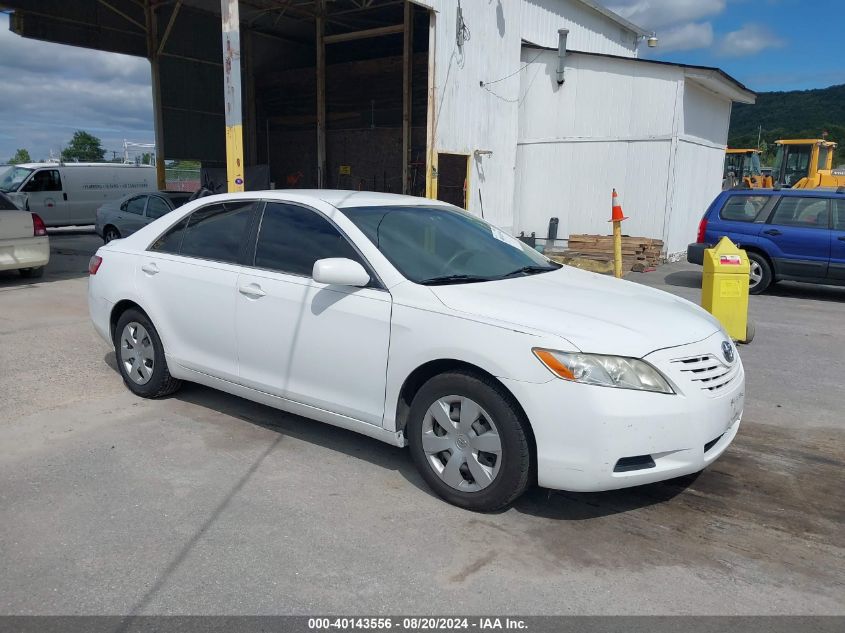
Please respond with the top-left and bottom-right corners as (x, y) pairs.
(312, 258), (370, 287)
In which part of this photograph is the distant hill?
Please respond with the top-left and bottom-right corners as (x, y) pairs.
(728, 83), (845, 166)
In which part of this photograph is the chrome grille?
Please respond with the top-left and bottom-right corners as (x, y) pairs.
(671, 354), (739, 394)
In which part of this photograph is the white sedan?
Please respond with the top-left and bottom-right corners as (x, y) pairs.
(88, 191), (744, 511)
(0, 191), (49, 278)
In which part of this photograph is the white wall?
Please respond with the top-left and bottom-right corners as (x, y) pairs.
(513, 48), (736, 256)
(423, 0), (523, 230)
(416, 0), (641, 231)
(521, 0), (638, 56)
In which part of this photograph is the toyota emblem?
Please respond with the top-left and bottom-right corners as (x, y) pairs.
(722, 340), (735, 363)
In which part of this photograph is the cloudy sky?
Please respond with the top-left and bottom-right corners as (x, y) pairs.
(1, 2), (843, 163)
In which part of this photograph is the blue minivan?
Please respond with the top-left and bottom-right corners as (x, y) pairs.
(687, 188), (845, 294)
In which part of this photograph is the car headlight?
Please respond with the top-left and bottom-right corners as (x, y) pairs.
(533, 348), (674, 394)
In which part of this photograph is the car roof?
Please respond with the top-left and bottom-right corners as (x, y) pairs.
(724, 188), (845, 198)
(187, 189), (452, 209)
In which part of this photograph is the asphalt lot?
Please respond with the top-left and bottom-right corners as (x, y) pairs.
(0, 230), (843, 615)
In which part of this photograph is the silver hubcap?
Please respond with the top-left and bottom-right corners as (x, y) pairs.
(422, 396), (502, 492)
(749, 260), (762, 288)
(120, 322), (155, 385)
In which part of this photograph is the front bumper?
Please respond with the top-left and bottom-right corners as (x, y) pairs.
(686, 242), (713, 265)
(502, 331), (744, 492)
(0, 236), (50, 272)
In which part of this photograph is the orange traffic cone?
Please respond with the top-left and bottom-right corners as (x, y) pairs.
(609, 188), (628, 222)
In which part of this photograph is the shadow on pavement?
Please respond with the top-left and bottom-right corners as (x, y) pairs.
(513, 473), (697, 520)
(105, 352), (689, 522)
(766, 281), (845, 303)
(663, 270), (703, 289)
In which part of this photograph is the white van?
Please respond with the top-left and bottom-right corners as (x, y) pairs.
(0, 163), (157, 227)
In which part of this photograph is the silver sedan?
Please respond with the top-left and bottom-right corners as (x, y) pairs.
(95, 192), (191, 243)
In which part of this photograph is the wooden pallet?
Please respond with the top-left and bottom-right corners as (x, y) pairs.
(560, 234), (664, 272)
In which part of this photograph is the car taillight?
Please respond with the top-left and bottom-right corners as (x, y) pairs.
(696, 217), (708, 244)
(88, 255), (103, 275)
(32, 213), (47, 236)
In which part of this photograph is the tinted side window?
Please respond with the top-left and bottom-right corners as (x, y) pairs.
(719, 195), (768, 222)
(125, 196), (147, 215)
(833, 199), (845, 232)
(150, 217), (188, 254)
(146, 196), (171, 219)
(22, 170), (62, 193)
(179, 201), (255, 263)
(254, 202), (362, 276)
(769, 197), (830, 228)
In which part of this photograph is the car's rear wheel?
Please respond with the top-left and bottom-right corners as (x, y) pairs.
(103, 226), (121, 243)
(113, 308), (181, 398)
(748, 252), (772, 294)
(407, 371), (531, 511)
(19, 266), (45, 279)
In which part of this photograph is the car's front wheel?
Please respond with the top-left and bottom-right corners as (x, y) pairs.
(407, 371), (532, 511)
(748, 252), (772, 294)
(113, 308), (182, 398)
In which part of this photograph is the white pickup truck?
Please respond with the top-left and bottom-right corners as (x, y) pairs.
(0, 191), (49, 278)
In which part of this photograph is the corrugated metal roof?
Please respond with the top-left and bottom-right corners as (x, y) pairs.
(575, 0), (649, 36)
(522, 43), (756, 102)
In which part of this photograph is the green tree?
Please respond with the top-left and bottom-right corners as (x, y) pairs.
(8, 148), (31, 164)
(61, 130), (106, 162)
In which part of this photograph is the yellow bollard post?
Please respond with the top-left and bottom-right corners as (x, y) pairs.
(702, 236), (754, 343)
(612, 221), (622, 279)
(608, 188), (628, 279)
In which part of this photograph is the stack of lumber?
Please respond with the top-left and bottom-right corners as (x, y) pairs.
(560, 234), (663, 272)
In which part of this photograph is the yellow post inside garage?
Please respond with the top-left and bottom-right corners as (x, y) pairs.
(702, 237), (752, 342)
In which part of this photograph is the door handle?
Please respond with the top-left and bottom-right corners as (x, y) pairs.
(63, 193), (68, 201)
(141, 262), (159, 275)
(763, 229), (782, 236)
(238, 283), (266, 298)
(838, 236), (845, 242)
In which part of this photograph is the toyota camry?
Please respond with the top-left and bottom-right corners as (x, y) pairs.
(88, 190), (744, 511)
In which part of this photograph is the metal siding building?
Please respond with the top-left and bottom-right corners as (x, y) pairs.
(4, 0), (754, 256)
(513, 47), (753, 255)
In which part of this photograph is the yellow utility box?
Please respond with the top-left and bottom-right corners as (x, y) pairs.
(702, 237), (753, 343)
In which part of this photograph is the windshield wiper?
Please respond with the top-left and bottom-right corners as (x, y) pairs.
(497, 264), (558, 279)
(417, 274), (491, 286)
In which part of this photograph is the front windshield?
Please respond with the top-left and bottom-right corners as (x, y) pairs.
(750, 152), (762, 176)
(341, 205), (559, 284)
(0, 167), (33, 193)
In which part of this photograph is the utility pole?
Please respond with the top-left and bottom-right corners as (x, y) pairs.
(222, 0), (245, 192)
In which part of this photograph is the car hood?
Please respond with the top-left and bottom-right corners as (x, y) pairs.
(428, 266), (722, 358)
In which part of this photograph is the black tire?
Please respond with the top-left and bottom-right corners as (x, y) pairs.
(19, 266), (45, 279)
(407, 371), (531, 512)
(747, 252), (772, 295)
(103, 226), (121, 243)
(113, 308), (182, 398)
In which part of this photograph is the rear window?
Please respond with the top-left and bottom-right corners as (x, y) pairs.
(719, 195), (769, 222)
